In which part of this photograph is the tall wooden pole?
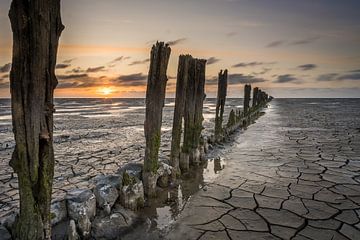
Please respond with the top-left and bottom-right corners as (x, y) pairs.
(214, 70), (228, 140)
(243, 84), (251, 113)
(170, 55), (192, 178)
(182, 58), (207, 169)
(252, 87), (259, 107)
(9, 0), (64, 239)
(143, 42), (171, 197)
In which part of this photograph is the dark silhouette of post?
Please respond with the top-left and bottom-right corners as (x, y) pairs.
(214, 70), (228, 140)
(8, 0), (64, 239)
(252, 87), (259, 107)
(170, 55), (192, 178)
(182, 58), (207, 169)
(243, 84), (251, 113)
(143, 42), (171, 197)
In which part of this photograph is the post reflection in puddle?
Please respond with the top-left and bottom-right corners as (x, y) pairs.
(139, 156), (226, 233)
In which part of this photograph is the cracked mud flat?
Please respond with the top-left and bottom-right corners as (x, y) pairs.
(0, 98), (237, 222)
(2, 98), (360, 240)
(156, 99), (360, 240)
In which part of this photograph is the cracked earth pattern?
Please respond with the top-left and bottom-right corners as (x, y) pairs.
(165, 99), (360, 240)
(0, 98), (237, 220)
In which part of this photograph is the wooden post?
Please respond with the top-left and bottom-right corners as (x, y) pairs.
(170, 55), (192, 178)
(181, 58), (207, 170)
(214, 70), (228, 140)
(252, 87), (259, 107)
(143, 42), (171, 197)
(243, 84), (251, 113)
(8, 0), (64, 239)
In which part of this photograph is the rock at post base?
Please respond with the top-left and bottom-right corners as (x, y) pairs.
(94, 175), (121, 214)
(157, 162), (173, 188)
(66, 189), (96, 238)
(0, 225), (11, 240)
(51, 200), (67, 225)
(68, 220), (80, 240)
(121, 171), (145, 210)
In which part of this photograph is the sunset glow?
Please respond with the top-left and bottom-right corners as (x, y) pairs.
(98, 87), (114, 96)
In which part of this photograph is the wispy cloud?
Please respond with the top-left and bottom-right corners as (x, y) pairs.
(232, 61), (275, 68)
(62, 58), (76, 64)
(266, 37), (319, 48)
(291, 37), (319, 45)
(109, 56), (131, 64)
(86, 66), (106, 73)
(167, 38), (187, 46)
(266, 41), (285, 48)
(0, 63), (11, 73)
(207, 57), (221, 65)
(317, 72), (360, 82)
(113, 73), (148, 86)
(128, 58), (150, 66)
(57, 74), (89, 80)
(297, 64), (317, 71)
(56, 63), (71, 69)
(274, 74), (301, 84)
(207, 73), (267, 85)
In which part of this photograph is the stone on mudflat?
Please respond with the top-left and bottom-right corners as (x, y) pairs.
(118, 163), (143, 180)
(94, 176), (120, 214)
(68, 220), (80, 240)
(0, 225), (11, 240)
(67, 189), (96, 221)
(51, 200), (67, 225)
(157, 162), (173, 188)
(121, 171), (144, 210)
(91, 215), (127, 240)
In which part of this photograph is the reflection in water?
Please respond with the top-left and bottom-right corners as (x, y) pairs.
(138, 156), (226, 233)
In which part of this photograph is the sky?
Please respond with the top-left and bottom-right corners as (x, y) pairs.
(0, 0), (360, 98)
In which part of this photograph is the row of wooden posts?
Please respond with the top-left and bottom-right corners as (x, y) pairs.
(142, 42), (272, 197)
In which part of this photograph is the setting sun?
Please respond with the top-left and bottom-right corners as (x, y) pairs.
(98, 87), (113, 96)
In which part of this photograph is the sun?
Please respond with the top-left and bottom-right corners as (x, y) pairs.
(98, 87), (113, 96)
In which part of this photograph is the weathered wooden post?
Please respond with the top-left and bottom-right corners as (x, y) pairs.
(252, 87), (259, 107)
(214, 70), (228, 140)
(181, 58), (207, 171)
(170, 55), (192, 178)
(243, 84), (251, 113)
(8, 0), (64, 239)
(143, 42), (171, 197)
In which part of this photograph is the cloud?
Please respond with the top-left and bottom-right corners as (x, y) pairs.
(86, 66), (106, 73)
(226, 32), (237, 37)
(63, 58), (76, 64)
(251, 68), (271, 76)
(0, 63), (11, 73)
(128, 58), (150, 66)
(232, 61), (267, 68)
(56, 63), (71, 69)
(0, 79), (10, 89)
(266, 41), (285, 48)
(57, 74), (89, 80)
(274, 74), (301, 84)
(56, 74), (106, 89)
(110, 56), (131, 64)
(266, 37), (319, 48)
(207, 74), (266, 85)
(350, 69), (360, 73)
(317, 73), (360, 82)
(113, 73), (148, 86)
(291, 37), (319, 45)
(317, 73), (339, 81)
(167, 38), (187, 46)
(207, 57), (220, 65)
(67, 67), (85, 74)
(337, 73), (360, 81)
(297, 64), (317, 71)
